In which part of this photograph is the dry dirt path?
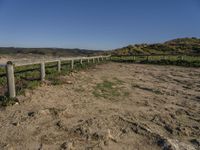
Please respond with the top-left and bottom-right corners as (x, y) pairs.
(0, 63), (200, 150)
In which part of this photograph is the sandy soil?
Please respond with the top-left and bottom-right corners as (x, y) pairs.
(0, 54), (58, 65)
(0, 55), (10, 65)
(0, 63), (200, 150)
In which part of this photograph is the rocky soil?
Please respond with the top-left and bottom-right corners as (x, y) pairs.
(0, 63), (199, 150)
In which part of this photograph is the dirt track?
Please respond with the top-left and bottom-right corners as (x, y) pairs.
(0, 63), (200, 150)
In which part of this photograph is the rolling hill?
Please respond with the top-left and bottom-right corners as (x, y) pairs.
(112, 37), (200, 56)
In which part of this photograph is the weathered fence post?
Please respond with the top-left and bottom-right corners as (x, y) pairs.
(146, 56), (149, 61)
(80, 59), (83, 65)
(133, 56), (136, 61)
(6, 61), (16, 98)
(57, 60), (61, 72)
(181, 56), (184, 61)
(97, 57), (100, 63)
(40, 62), (45, 81)
(87, 58), (90, 63)
(71, 59), (74, 69)
(93, 58), (95, 63)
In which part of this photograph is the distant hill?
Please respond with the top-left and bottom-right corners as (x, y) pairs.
(1, 38), (200, 57)
(0, 47), (104, 57)
(112, 37), (200, 56)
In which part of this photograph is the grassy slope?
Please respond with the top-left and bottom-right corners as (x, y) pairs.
(112, 37), (200, 55)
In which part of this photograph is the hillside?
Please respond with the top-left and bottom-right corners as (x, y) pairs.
(112, 37), (200, 55)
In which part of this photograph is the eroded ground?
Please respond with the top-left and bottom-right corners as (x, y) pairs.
(0, 63), (200, 150)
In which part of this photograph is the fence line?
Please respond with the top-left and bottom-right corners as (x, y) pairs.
(111, 54), (200, 57)
(111, 54), (200, 62)
(3, 55), (111, 98)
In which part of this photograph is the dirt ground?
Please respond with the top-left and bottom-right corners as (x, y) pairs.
(0, 62), (200, 150)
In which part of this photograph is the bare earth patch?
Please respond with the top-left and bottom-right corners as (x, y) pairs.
(0, 63), (200, 150)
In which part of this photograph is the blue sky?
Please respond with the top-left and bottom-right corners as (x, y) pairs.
(0, 0), (199, 50)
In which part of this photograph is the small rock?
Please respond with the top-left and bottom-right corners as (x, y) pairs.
(14, 102), (19, 106)
(192, 126), (199, 130)
(70, 73), (75, 77)
(190, 139), (200, 147)
(121, 128), (127, 134)
(66, 81), (73, 84)
(12, 122), (19, 126)
(106, 129), (117, 143)
(78, 119), (83, 122)
(104, 139), (109, 146)
(38, 109), (50, 115)
(38, 143), (43, 150)
(92, 132), (103, 141)
(164, 125), (173, 134)
(60, 141), (74, 150)
(169, 113), (176, 119)
(24, 91), (31, 97)
(196, 96), (200, 100)
(28, 111), (35, 117)
(158, 138), (196, 150)
(112, 86), (117, 88)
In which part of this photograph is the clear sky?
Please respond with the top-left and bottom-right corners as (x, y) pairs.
(0, 0), (200, 50)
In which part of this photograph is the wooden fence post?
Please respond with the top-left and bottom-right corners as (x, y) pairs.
(71, 59), (74, 69)
(181, 56), (184, 61)
(6, 61), (16, 98)
(57, 60), (61, 72)
(40, 62), (45, 81)
(88, 59), (90, 63)
(93, 58), (95, 63)
(80, 59), (83, 65)
(97, 57), (100, 63)
(133, 56), (136, 61)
